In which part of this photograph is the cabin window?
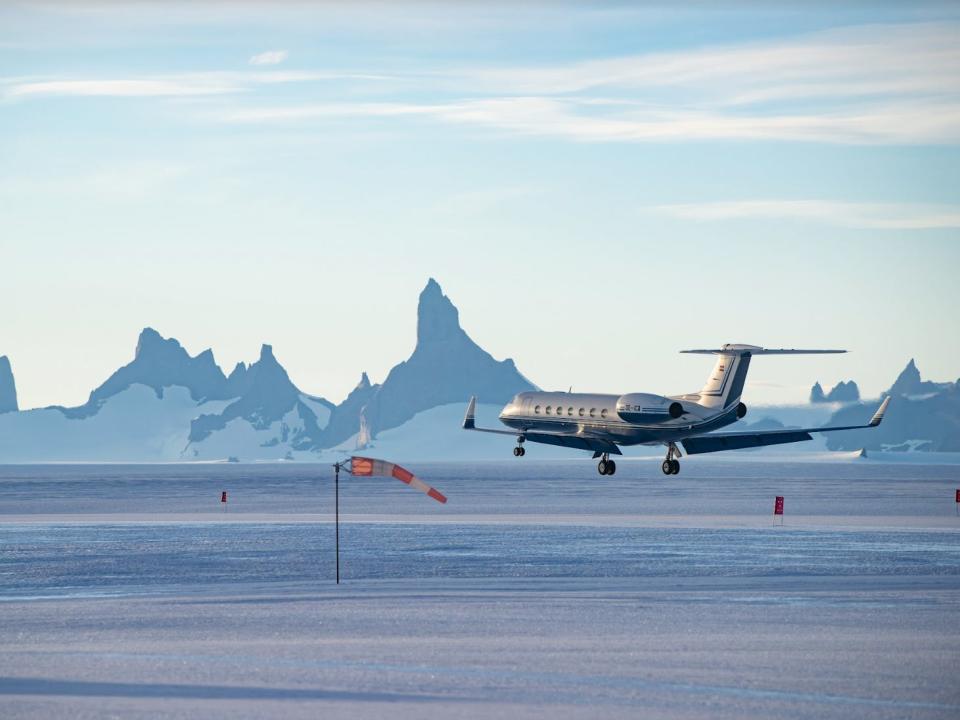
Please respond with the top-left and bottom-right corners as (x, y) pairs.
(601, 408), (608, 418)
(567, 407), (574, 416)
(534, 405), (540, 414)
(589, 408), (596, 418)
(546, 406), (552, 415)
(578, 408), (584, 417)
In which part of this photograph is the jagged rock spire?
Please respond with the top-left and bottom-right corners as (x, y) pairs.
(0, 355), (18, 413)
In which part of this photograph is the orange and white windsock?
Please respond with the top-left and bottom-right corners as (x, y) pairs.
(349, 457), (447, 504)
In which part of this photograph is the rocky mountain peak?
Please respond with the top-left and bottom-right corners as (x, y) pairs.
(135, 327), (180, 360)
(361, 279), (537, 441)
(66, 328), (231, 418)
(811, 379), (861, 403)
(889, 358), (922, 396)
(0, 355), (18, 414)
(810, 381), (826, 403)
(417, 278), (466, 345)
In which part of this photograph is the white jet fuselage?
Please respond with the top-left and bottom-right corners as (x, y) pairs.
(497, 391), (741, 446)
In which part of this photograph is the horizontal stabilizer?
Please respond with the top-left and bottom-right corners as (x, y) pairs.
(681, 344), (846, 356)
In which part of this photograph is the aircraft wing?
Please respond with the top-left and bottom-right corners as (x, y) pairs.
(462, 396), (622, 455)
(680, 397), (889, 455)
(523, 431), (622, 455)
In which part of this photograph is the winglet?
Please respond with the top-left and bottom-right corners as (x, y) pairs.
(869, 396), (891, 427)
(462, 396), (477, 430)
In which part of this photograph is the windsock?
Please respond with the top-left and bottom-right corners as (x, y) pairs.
(349, 457), (447, 504)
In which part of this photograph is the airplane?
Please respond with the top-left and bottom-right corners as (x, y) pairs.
(462, 344), (890, 476)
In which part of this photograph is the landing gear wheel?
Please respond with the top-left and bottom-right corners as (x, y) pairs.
(598, 459), (608, 475)
(518, 446), (525, 457)
(605, 460), (616, 476)
(662, 443), (682, 476)
(513, 446), (522, 457)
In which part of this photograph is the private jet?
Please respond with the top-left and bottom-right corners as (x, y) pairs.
(462, 344), (889, 475)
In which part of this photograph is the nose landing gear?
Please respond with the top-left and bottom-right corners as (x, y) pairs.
(597, 453), (617, 476)
(661, 443), (681, 475)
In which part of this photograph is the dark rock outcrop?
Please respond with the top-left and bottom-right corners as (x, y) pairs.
(189, 344), (330, 448)
(810, 382), (826, 403)
(0, 355), (18, 414)
(320, 372), (380, 448)
(888, 358), (949, 397)
(826, 380), (860, 402)
(811, 379), (860, 403)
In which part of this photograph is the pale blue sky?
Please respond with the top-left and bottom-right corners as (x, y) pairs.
(2, 2), (959, 409)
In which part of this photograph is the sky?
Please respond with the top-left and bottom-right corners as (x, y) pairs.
(2, 1), (959, 409)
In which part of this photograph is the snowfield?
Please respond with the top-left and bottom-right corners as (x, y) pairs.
(1, 460), (959, 719)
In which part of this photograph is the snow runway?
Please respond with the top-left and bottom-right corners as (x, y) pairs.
(1, 460), (959, 718)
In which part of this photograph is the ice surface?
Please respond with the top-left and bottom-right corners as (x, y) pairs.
(1, 461), (959, 719)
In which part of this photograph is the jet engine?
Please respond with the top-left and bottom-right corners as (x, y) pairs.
(616, 393), (685, 423)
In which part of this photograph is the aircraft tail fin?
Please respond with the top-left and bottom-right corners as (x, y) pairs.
(680, 344), (845, 409)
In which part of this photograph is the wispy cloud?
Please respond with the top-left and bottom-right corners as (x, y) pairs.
(5, 78), (242, 99)
(455, 22), (960, 101)
(653, 200), (960, 230)
(214, 22), (960, 145)
(0, 70), (391, 101)
(217, 95), (960, 145)
(5, 21), (960, 145)
(249, 50), (288, 66)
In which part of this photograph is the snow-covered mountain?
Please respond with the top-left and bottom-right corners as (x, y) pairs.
(825, 360), (960, 452)
(2, 283), (957, 462)
(0, 279), (539, 462)
(0, 330), (335, 462)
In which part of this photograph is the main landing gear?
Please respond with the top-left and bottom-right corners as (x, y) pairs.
(661, 443), (681, 475)
(597, 453), (616, 476)
(512, 437), (526, 457)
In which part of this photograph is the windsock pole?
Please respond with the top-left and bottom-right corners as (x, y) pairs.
(334, 461), (341, 584)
